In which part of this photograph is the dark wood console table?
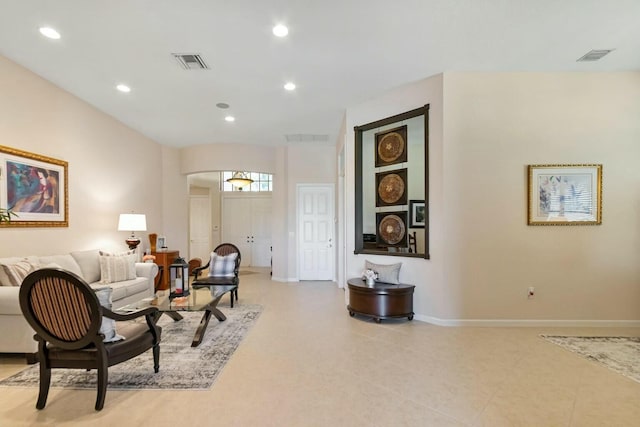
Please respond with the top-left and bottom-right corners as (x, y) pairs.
(347, 278), (415, 323)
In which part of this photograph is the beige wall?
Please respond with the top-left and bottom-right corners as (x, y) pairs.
(180, 143), (276, 175)
(0, 55), (163, 256)
(161, 146), (188, 256)
(441, 72), (640, 322)
(345, 71), (640, 324)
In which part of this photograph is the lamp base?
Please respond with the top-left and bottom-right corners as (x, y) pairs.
(125, 238), (141, 251)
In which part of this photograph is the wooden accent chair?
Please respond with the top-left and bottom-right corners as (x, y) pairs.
(408, 231), (417, 253)
(19, 268), (161, 411)
(188, 257), (202, 276)
(191, 243), (241, 307)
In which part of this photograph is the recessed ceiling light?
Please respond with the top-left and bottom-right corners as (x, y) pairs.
(272, 24), (289, 37)
(225, 116), (235, 122)
(116, 84), (131, 93)
(284, 82), (296, 91)
(216, 103), (230, 109)
(39, 27), (60, 39)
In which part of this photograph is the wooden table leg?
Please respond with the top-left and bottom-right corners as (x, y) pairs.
(210, 306), (227, 321)
(190, 294), (227, 347)
(192, 310), (213, 347)
(164, 311), (183, 321)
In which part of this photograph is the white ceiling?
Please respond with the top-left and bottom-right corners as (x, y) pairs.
(1, 1), (639, 148)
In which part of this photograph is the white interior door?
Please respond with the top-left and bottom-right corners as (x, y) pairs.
(298, 184), (335, 281)
(189, 195), (211, 262)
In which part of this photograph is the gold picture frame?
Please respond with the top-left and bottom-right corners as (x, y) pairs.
(527, 164), (602, 226)
(0, 145), (68, 227)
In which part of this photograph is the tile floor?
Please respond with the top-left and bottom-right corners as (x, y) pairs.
(1, 269), (638, 426)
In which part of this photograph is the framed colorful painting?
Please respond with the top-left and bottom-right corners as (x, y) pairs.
(0, 145), (68, 227)
(527, 164), (602, 226)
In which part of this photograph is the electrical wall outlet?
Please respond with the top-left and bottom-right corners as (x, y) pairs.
(528, 287), (535, 299)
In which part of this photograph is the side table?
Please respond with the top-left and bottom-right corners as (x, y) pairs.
(347, 278), (415, 323)
(152, 250), (179, 290)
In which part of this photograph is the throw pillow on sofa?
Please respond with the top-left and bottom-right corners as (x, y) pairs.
(365, 260), (402, 284)
(94, 287), (125, 342)
(99, 250), (136, 284)
(0, 258), (39, 286)
(71, 249), (102, 283)
(38, 254), (83, 278)
(208, 252), (238, 278)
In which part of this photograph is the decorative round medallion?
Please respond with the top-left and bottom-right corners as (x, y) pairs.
(378, 214), (406, 245)
(378, 173), (405, 205)
(377, 132), (405, 163)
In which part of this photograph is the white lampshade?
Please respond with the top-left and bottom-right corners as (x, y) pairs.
(118, 214), (147, 232)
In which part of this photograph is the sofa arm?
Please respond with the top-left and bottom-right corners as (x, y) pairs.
(0, 286), (22, 315)
(135, 262), (159, 281)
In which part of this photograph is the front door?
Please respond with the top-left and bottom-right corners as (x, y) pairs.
(222, 195), (272, 267)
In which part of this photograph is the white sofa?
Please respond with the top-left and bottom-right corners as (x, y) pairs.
(0, 249), (158, 360)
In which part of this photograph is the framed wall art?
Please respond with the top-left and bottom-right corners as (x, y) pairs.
(376, 211), (408, 247)
(527, 164), (602, 225)
(375, 125), (407, 167)
(409, 200), (425, 228)
(0, 145), (68, 228)
(375, 168), (407, 207)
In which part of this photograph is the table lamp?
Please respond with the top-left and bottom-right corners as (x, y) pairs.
(118, 213), (147, 250)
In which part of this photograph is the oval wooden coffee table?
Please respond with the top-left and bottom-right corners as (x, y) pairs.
(347, 278), (415, 323)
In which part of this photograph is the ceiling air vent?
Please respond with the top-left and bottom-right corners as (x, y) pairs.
(577, 49), (614, 62)
(285, 134), (330, 143)
(172, 53), (209, 70)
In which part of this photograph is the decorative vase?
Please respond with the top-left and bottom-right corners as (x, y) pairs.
(366, 277), (375, 286)
(149, 233), (157, 253)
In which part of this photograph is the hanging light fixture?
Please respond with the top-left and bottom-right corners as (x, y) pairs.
(226, 171), (253, 188)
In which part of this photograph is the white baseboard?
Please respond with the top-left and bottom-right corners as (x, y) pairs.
(413, 314), (640, 328)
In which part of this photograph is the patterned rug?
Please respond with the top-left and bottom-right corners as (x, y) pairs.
(541, 335), (640, 383)
(0, 304), (262, 390)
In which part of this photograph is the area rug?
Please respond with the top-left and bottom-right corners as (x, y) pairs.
(0, 304), (262, 390)
(541, 335), (640, 383)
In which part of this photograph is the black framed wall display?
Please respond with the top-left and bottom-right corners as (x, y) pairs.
(354, 104), (430, 259)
